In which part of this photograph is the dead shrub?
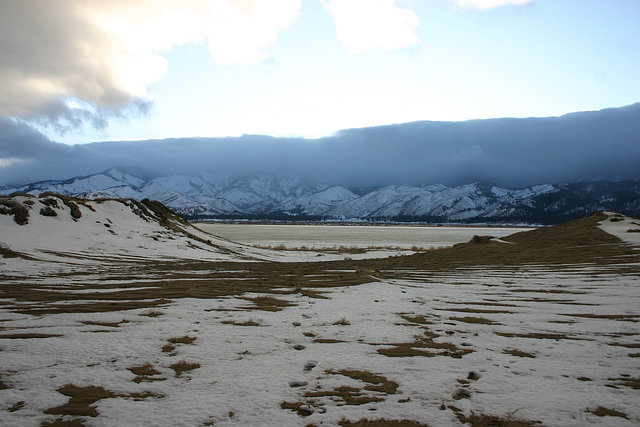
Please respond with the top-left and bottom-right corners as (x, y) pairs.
(40, 206), (58, 217)
(1, 198), (30, 225)
(65, 200), (82, 219)
(40, 198), (60, 208)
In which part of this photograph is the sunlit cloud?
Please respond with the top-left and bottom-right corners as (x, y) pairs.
(0, 0), (301, 130)
(323, 0), (419, 53)
(205, 0), (301, 64)
(454, 0), (534, 10)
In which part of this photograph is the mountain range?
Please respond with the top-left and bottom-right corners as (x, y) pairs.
(2, 167), (639, 224)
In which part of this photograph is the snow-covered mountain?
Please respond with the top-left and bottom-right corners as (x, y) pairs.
(3, 168), (640, 224)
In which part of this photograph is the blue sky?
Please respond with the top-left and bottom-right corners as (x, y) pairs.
(1, 0), (639, 144)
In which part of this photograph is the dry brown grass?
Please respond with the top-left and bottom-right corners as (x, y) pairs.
(43, 383), (164, 420)
(128, 362), (161, 376)
(0, 374), (9, 390)
(502, 348), (537, 358)
(139, 309), (164, 317)
(168, 335), (197, 344)
(221, 319), (261, 326)
(41, 418), (86, 426)
(339, 418), (429, 426)
(81, 320), (128, 328)
(496, 332), (583, 340)
(587, 406), (628, 419)
(607, 376), (640, 390)
(242, 296), (296, 312)
(169, 360), (200, 376)
(283, 369), (400, 417)
(449, 316), (498, 325)
(398, 314), (432, 325)
(0, 333), (63, 339)
(374, 316), (473, 358)
(45, 384), (116, 417)
(447, 406), (540, 426)
(313, 338), (347, 343)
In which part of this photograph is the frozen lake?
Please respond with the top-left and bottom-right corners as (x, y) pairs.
(196, 223), (533, 249)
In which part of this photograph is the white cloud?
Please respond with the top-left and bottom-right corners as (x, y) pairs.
(323, 0), (419, 53)
(0, 0), (301, 129)
(205, 0), (301, 65)
(454, 0), (534, 10)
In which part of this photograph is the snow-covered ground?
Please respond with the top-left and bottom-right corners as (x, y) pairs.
(1, 265), (639, 426)
(1, 198), (639, 426)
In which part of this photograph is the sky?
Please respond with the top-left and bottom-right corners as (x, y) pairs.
(0, 0), (639, 188)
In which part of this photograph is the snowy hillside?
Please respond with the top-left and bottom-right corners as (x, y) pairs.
(0, 193), (255, 263)
(0, 194), (409, 268)
(4, 168), (640, 224)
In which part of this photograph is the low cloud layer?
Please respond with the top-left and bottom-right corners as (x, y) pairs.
(2, 104), (639, 189)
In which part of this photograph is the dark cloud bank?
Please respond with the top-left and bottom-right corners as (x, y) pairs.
(1, 103), (639, 189)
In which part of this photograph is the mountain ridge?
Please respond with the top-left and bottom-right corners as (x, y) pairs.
(2, 167), (639, 225)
